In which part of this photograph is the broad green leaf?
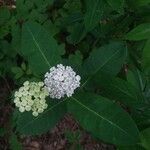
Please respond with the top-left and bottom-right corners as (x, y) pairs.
(127, 70), (141, 90)
(0, 7), (10, 25)
(67, 23), (86, 44)
(127, 69), (146, 91)
(21, 62), (26, 71)
(16, 99), (66, 135)
(142, 39), (150, 73)
(68, 92), (140, 145)
(43, 20), (59, 36)
(60, 12), (83, 27)
(9, 134), (22, 150)
(11, 24), (21, 53)
(84, 0), (108, 31)
(21, 22), (63, 75)
(140, 127), (150, 150)
(97, 76), (145, 108)
(125, 23), (150, 41)
(117, 145), (145, 150)
(127, 0), (150, 8)
(63, 50), (83, 69)
(64, 0), (81, 13)
(82, 41), (127, 86)
(136, 0), (150, 6)
(106, 0), (124, 12)
(33, 0), (54, 8)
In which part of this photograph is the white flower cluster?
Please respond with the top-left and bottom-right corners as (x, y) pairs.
(44, 64), (81, 99)
(14, 81), (49, 117)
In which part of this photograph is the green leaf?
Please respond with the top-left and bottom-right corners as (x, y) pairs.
(21, 62), (26, 71)
(64, 0), (81, 13)
(106, 0), (125, 12)
(21, 22), (63, 75)
(136, 0), (150, 6)
(0, 7), (10, 25)
(9, 134), (22, 150)
(68, 92), (140, 145)
(0, 128), (5, 137)
(140, 127), (150, 150)
(98, 76), (145, 108)
(16, 99), (66, 135)
(142, 39), (150, 73)
(84, 0), (108, 31)
(82, 41), (127, 86)
(60, 12), (83, 27)
(127, 69), (146, 91)
(11, 67), (24, 79)
(11, 24), (21, 53)
(43, 20), (59, 36)
(63, 50), (83, 70)
(68, 51), (83, 67)
(127, 0), (150, 8)
(67, 23), (86, 44)
(117, 145), (145, 150)
(125, 23), (150, 41)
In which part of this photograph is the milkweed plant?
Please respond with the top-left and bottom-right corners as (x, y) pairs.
(14, 64), (81, 116)
(1, 0), (150, 149)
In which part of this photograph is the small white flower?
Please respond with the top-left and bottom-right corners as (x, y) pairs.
(44, 64), (81, 99)
(14, 81), (49, 117)
(32, 111), (38, 117)
(25, 105), (31, 111)
(19, 106), (25, 112)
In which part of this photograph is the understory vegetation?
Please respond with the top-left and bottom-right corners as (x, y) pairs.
(0, 0), (150, 149)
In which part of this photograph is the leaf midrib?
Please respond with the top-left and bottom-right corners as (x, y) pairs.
(71, 96), (135, 140)
(85, 0), (99, 29)
(26, 25), (51, 68)
(81, 48), (121, 88)
(18, 99), (66, 131)
(134, 28), (150, 36)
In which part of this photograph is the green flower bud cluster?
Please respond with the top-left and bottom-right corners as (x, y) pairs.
(14, 81), (49, 117)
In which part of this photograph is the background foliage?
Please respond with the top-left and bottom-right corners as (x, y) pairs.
(0, 0), (150, 149)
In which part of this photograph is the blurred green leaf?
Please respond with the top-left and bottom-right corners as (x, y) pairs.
(0, 7), (10, 26)
(0, 128), (5, 137)
(43, 20), (59, 36)
(9, 134), (22, 150)
(127, 0), (150, 8)
(97, 76), (145, 108)
(140, 127), (150, 150)
(11, 67), (24, 79)
(125, 23), (150, 41)
(142, 39), (150, 74)
(127, 69), (146, 91)
(60, 12), (83, 27)
(117, 145), (145, 150)
(84, 0), (109, 31)
(67, 23), (86, 44)
(64, 0), (81, 13)
(11, 24), (21, 53)
(106, 0), (125, 13)
(21, 62), (26, 71)
(68, 51), (83, 67)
